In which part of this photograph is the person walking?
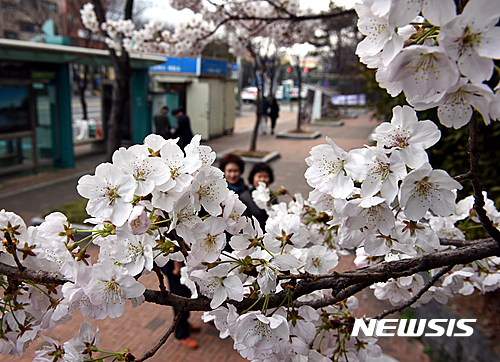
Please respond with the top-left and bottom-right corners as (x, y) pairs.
(269, 97), (280, 135)
(172, 109), (194, 149)
(154, 106), (171, 139)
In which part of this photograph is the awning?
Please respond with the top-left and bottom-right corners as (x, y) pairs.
(0, 39), (164, 69)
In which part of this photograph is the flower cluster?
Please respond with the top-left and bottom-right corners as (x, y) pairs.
(79, 0), (321, 58)
(355, 0), (500, 129)
(1, 124), (500, 360)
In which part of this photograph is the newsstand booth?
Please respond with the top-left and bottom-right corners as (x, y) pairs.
(0, 39), (163, 176)
(149, 56), (236, 139)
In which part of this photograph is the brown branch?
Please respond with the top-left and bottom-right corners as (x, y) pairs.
(134, 312), (183, 362)
(144, 238), (500, 311)
(0, 261), (66, 285)
(468, 112), (500, 242)
(4, 233), (25, 271)
(192, 8), (356, 44)
(440, 238), (487, 247)
(453, 171), (474, 182)
(1, 239), (498, 314)
(171, 230), (190, 258)
(373, 265), (453, 320)
(153, 263), (166, 293)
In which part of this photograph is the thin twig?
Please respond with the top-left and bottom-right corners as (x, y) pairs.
(171, 230), (190, 258)
(134, 312), (184, 362)
(453, 171), (474, 181)
(4, 232), (25, 271)
(374, 265), (454, 320)
(153, 263), (166, 293)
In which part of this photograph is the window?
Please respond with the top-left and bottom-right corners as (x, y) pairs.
(19, 22), (40, 33)
(20, 0), (33, 7)
(4, 31), (18, 39)
(41, 1), (58, 12)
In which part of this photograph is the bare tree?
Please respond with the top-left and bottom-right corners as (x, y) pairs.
(91, 0), (133, 159)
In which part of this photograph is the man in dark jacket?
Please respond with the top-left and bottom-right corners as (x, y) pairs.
(172, 109), (194, 149)
(154, 106), (171, 139)
(269, 98), (280, 135)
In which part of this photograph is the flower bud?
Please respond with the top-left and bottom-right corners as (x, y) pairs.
(127, 205), (151, 235)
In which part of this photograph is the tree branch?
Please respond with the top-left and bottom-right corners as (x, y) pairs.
(0, 261), (66, 285)
(2, 240), (498, 314)
(373, 265), (453, 320)
(134, 312), (183, 362)
(145, 238), (500, 311)
(153, 263), (166, 293)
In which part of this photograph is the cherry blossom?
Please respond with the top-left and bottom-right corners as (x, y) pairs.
(77, 163), (136, 227)
(305, 137), (366, 198)
(399, 163), (462, 220)
(372, 105), (441, 169)
(190, 264), (244, 309)
(360, 147), (406, 203)
(438, 0), (500, 84)
(354, 1), (403, 66)
(304, 245), (338, 274)
(410, 78), (494, 129)
(85, 259), (146, 319)
(112, 146), (170, 197)
(387, 45), (459, 99)
(188, 216), (227, 264)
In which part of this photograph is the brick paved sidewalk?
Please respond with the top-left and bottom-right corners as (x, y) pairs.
(0, 107), (429, 362)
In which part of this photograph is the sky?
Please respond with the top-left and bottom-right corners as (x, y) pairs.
(142, 0), (359, 23)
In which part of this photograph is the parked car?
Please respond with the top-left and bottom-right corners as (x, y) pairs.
(241, 86), (258, 103)
(275, 85), (283, 100)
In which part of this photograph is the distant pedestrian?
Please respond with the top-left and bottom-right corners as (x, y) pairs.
(260, 97), (270, 135)
(269, 97), (280, 135)
(172, 109), (194, 149)
(154, 106), (171, 139)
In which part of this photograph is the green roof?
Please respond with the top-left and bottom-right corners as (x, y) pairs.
(0, 39), (164, 69)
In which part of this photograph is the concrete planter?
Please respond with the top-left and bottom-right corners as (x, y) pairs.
(275, 130), (321, 139)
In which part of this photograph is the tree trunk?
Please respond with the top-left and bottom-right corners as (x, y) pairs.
(294, 58), (303, 131)
(106, 57), (132, 160)
(81, 65), (89, 120)
(249, 50), (263, 152)
(92, 0), (134, 161)
(72, 64), (89, 120)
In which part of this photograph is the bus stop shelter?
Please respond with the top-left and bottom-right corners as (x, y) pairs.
(0, 39), (163, 176)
